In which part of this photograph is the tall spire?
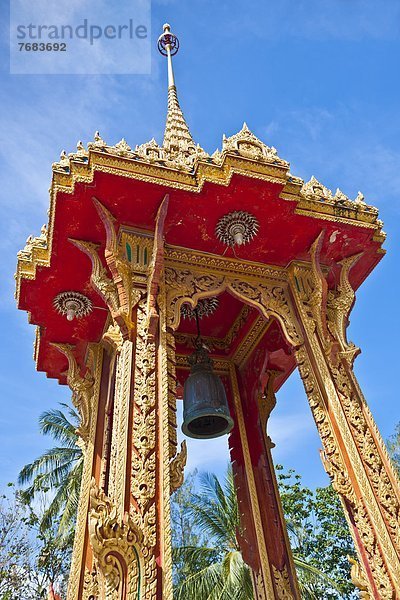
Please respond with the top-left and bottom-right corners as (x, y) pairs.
(157, 24), (197, 155)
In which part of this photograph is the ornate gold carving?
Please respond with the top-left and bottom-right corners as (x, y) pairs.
(128, 299), (158, 599)
(146, 194), (169, 339)
(135, 138), (163, 163)
(301, 176), (379, 216)
(253, 571), (266, 600)
(308, 231), (330, 344)
(82, 567), (99, 600)
(51, 343), (94, 442)
(295, 345), (357, 506)
(165, 244), (288, 279)
(92, 198), (139, 336)
(229, 364), (275, 597)
(233, 316), (271, 368)
(15, 156), (384, 319)
(69, 140), (89, 162)
(164, 330), (178, 459)
(301, 176), (334, 202)
(165, 265), (301, 347)
(230, 279), (300, 346)
(348, 557), (371, 599)
(157, 283), (175, 599)
(69, 239), (119, 312)
(222, 123), (288, 167)
(52, 150), (70, 172)
(175, 353), (230, 374)
(133, 63), (210, 171)
(102, 323), (124, 354)
(175, 303), (252, 353)
(170, 441), (187, 493)
(16, 128), (384, 307)
(87, 131), (107, 151)
(67, 345), (103, 600)
(326, 253), (362, 365)
(108, 339), (133, 516)
(88, 479), (142, 599)
(17, 224), (48, 260)
(272, 565), (294, 599)
(121, 229), (153, 274)
(112, 138), (132, 157)
(16, 223), (50, 298)
(163, 84), (209, 170)
(257, 370), (280, 431)
(131, 301), (156, 526)
(291, 260), (400, 595)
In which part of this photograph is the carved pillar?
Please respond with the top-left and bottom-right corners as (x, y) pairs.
(65, 198), (181, 600)
(229, 352), (301, 599)
(55, 343), (105, 600)
(289, 236), (400, 599)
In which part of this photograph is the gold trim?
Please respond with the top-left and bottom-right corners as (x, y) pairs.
(175, 353), (230, 374)
(15, 140), (384, 303)
(175, 304), (252, 352)
(67, 344), (103, 600)
(229, 363), (275, 596)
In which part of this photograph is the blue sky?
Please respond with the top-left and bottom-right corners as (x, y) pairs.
(1, 0), (400, 491)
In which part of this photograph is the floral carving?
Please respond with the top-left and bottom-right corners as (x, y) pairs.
(51, 343), (94, 443)
(291, 243), (400, 595)
(165, 266), (301, 347)
(88, 480), (142, 599)
(170, 441), (187, 493)
(222, 123), (288, 166)
(272, 565), (295, 599)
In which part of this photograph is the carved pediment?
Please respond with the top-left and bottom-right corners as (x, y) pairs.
(112, 138), (133, 157)
(135, 138), (165, 162)
(222, 123), (288, 166)
(302, 177), (379, 216)
(17, 224), (48, 260)
(301, 176), (334, 202)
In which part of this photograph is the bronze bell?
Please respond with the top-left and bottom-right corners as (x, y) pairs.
(182, 343), (234, 439)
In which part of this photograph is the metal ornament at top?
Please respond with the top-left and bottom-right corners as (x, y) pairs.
(215, 211), (259, 247)
(180, 297), (219, 320)
(53, 291), (92, 322)
(157, 23), (180, 56)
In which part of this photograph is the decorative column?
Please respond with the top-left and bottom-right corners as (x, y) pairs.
(229, 353), (301, 599)
(53, 343), (104, 600)
(289, 232), (400, 599)
(164, 254), (305, 598)
(62, 197), (184, 600)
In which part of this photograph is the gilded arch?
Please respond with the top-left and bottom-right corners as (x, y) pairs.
(164, 263), (302, 348)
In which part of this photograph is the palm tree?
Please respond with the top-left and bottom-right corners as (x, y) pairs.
(18, 403), (82, 536)
(173, 468), (343, 600)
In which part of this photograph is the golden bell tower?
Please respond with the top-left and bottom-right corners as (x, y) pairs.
(15, 24), (400, 599)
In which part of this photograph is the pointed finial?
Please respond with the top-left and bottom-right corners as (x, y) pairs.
(157, 23), (198, 155)
(158, 23), (180, 88)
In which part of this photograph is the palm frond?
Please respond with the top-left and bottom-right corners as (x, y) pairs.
(18, 402), (82, 536)
(175, 561), (224, 600)
(39, 408), (79, 447)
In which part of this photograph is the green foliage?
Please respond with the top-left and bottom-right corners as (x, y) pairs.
(18, 403), (83, 536)
(172, 468), (253, 600)
(276, 465), (356, 599)
(387, 423), (400, 475)
(172, 465), (357, 600)
(0, 486), (71, 599)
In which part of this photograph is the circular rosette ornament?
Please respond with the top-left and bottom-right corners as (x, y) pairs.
(215, 211), (259, 247)
(180, 297), (219, 320)
(53, 291), (92, 322)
